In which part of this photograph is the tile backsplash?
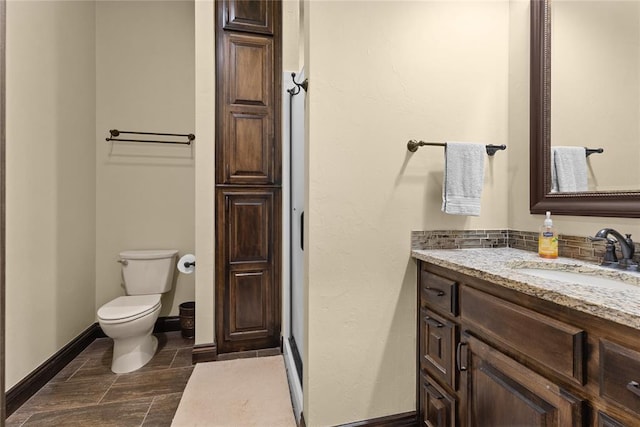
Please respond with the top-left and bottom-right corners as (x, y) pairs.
(411, 229), (638, 265)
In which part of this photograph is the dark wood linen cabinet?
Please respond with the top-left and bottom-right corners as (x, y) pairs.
(215, 0), (282, 354)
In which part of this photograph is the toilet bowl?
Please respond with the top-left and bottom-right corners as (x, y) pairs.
(98, 295), (162, 373)
(97, 249), (178, 373)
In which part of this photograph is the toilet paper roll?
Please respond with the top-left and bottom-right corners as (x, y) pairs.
(178, 254), (196, 274)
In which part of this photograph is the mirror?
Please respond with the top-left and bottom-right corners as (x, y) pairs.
(530, 0), (640, 217)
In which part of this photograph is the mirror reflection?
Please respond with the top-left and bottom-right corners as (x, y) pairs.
(551, 0), (640, 192)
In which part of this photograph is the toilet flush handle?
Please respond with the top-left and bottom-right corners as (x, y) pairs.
(117, 259), (128, 266)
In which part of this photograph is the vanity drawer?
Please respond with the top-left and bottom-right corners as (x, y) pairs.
(420, 308), (458, 389)
(419, 372), (456, 427)
(461, 286), (586, 386)
(600, 339), (640, 415)
(420, 269), (458, 317)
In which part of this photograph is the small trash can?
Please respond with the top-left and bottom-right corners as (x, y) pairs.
(179, 301), (195, 339)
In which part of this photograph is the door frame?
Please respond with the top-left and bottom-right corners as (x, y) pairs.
(1, 0), (7, 421)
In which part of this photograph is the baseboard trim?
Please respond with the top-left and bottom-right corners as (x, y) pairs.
(336, 411), (417, 427)
(6, 323), (101, 417)
(153, 315), (181, 333)
(6, 316), (185, 417)
(192, 343), (217, 364)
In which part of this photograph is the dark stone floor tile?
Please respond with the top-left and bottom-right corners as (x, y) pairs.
(49, 358), (88, 383)
(81, 337), (113, 358)
(19, 377), (117, 413)
(156, 331), (194, 351)
(21, 397), (153, 427)
(138, 347), (178, 372)
(101, 366), (193, 403)
(5, 409), (32, 427)
(142, 393), (183, 427)
(170, 348), (193, 368)
(68, 351), (116, 381)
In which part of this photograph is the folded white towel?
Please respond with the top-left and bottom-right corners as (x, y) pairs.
(551, 146), (588, 192)
(441, 142), (485, 216)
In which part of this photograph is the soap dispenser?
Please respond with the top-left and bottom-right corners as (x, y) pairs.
(538, 211), (558, 259)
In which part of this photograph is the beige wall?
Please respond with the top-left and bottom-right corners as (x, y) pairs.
(194, 0), (215, 345)
(304, 1), (509, 424)
(95, 0), (195, 317)
(5, 0), (97, 389)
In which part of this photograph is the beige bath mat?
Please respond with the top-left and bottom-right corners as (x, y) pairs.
(171, 355), (296, 427)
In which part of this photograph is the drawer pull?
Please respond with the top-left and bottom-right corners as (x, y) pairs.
(425, 383), (444, 399)
(424, 287), (445, 297)
(424, 316), (444, 328)
(627, 381), (640, 398)
(456, 342), (468, 372)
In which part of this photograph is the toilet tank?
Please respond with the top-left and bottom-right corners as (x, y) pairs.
(119, 249), (179, 295)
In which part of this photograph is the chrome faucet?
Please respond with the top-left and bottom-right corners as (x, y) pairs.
(594, 228), (636, 268)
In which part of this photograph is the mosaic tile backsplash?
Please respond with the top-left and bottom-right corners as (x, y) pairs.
(411, 229), (640, 265)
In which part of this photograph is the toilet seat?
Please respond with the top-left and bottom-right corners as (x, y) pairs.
(97, 295), (161, 324)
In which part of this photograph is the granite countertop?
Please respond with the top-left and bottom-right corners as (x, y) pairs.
(411, 247), (640, 329)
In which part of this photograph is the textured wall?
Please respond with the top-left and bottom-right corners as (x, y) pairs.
(5, 0), (97, 389)
(304, 1), (509, 424)
(95, 1), (196, 317)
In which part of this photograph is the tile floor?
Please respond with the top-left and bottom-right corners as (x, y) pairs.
(6, 331), (195, 427)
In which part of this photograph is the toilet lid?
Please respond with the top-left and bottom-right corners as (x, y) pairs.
(97, 295), (161, 321)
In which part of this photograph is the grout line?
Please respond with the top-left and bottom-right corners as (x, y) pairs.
(65, 358), (90, 382)
(139, 396), (156, 427)
(97, 375), (120, 405)
(169, 349), (179, 368)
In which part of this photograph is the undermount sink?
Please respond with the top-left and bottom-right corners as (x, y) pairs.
(507, 261), (640, 290)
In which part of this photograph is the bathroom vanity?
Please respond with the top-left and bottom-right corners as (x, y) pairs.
(413, 248), (640, 426)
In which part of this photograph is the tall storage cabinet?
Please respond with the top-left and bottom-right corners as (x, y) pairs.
(215, 0), (282, 354)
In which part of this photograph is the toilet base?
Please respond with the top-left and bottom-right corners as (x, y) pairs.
(111, 334), (158, 374)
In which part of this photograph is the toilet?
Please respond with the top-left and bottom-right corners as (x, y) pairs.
(97, 249), (178, 373)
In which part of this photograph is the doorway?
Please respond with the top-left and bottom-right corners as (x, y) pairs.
(283, 69), (305, 421)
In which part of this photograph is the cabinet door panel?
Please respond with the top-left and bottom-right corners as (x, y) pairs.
(597, 411), (626, 427)
(419, 373), (456, 427)
(226, 33), (272, 106)
(217, 189), (281, 353)
(219, 32), (276, 185)
(462, 334), (584, 427)
(222, 0), (274, 35)
(226, 191), (272, 263)
(226, 110), (272, 184)
(420, 308), (457, 389)
(227, 267), (271, 341)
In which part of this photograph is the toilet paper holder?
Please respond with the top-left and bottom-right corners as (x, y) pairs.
(183, 261), (195, 268)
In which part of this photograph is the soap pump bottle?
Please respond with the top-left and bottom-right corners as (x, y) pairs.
(538, 211), (558, 259)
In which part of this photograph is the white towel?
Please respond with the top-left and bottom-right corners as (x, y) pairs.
(441, 142), (485, 216)
(551, 146), (587, 192)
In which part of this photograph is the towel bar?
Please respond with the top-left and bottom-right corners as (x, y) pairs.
(585, 147), (604, 157)
(407, 140), (506, 156)
(106, 129), (195, 145)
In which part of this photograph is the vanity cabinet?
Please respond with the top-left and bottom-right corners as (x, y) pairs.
(417, 260), (640, 426)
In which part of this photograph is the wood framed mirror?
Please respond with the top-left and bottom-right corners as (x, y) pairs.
(530, 0), (640, 217)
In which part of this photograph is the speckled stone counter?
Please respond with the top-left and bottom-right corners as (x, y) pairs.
(412, 247), (640, 329)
